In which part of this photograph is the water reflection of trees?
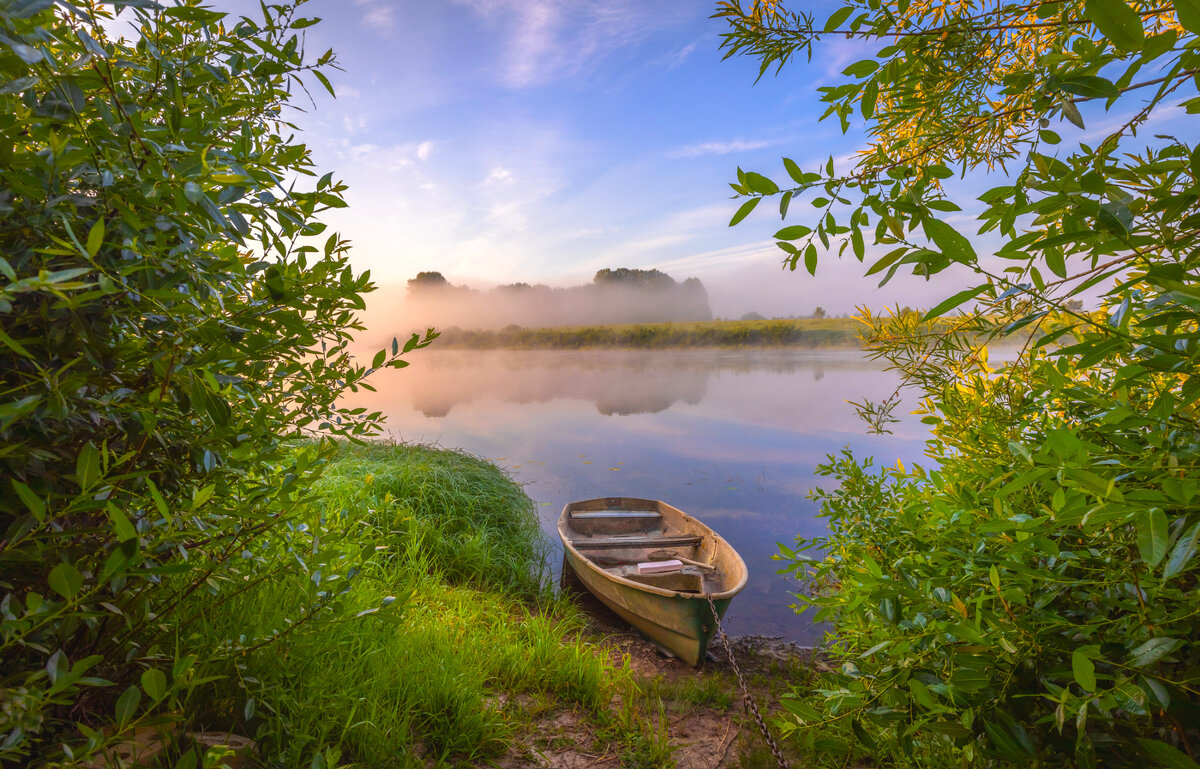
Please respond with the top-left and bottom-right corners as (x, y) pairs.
(406, 350), (875, 417)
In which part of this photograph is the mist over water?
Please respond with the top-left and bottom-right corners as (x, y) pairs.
(368, 268), (715, 337)
(343, 348), (929, 643)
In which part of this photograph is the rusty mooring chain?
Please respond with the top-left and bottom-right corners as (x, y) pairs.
(704, 593), (789, 769)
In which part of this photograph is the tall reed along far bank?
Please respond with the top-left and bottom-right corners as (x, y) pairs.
(431, 317), (864, 349)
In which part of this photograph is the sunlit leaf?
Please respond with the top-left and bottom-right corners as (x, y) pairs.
(1083, 0), (1144, 50)
(729, 196), (760, 226)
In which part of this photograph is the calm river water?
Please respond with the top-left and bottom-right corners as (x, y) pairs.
(348, 348), (930, 643)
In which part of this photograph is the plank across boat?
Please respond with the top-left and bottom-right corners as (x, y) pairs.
(557, 496), (748, 665)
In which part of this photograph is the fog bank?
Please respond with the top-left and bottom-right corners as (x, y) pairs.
(384, 268), (713, 334)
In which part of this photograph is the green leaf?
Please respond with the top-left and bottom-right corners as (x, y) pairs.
(908, 678), (937, 709)
(804, 243), (818, 275)
(1062, 100), (1086, 128)
(48, 562), (83, 599)
(372, 349), (386, 369)
(850, 720), (878, 752)
(1046, 248), (1066, 278)
(729, 197), (760, 226)
(1129, 637), (1180, 667)
(1072, 647), (1097, 691)
(146, 478), (169, 519)
(824, 5), (853, 31)
(1057, 75), (1120, 99)
(983, 716), (1035, 761)
(782, 157), (805, 184)
(76, 443), (101, 490)
(115, 684), (141, 728)
(162, 6), (225, 22)
(6, 40), (44, 64)
(12, 479), (45, 522)
(774, 225), (810, 240)
(1083, 0), (1144, 51)
(313, 69), (337, 98)
(1137, 739), (1200, 769)
(1163, 520), (1200, 580)
(107, 503), (138, 543)
(861, 80), (878, 118)
(141, 668), (167, 701)
(86, 219), (104, 257)
(842, 59), (879, 78)
(1177, 0), (1200, 34)
(921, 284), (989, 321)
(1080, 171), (1106, 194)
(865, 247), (907, 277)
(0, 75), (39, 96)
(924, 218), (976, 263)
(780, 696), (821, 721)
(1136, 508), (1169, 567)
(745, 172), (779, 195)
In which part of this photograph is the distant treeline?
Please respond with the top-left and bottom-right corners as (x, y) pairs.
(399, 268), (713, 330)
(432, 317), (865, 349)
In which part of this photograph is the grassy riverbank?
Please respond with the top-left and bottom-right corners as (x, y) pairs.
(434, 317), (864, 349)
(184, 442), (669, 766)
(179, 441), (816, 768)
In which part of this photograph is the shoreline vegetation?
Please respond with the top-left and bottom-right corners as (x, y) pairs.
(421, 314), (1056, 351)
(429, 317), (866, 349)
(199, 441), (809, 768)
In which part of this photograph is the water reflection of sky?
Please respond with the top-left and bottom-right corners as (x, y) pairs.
(344, 349), (930, 643)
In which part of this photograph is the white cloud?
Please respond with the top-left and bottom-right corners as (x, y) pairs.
(339, 140), (438, 170)
(668, 138), (782, 158)
(482, 167), (514, 185)
(453, 0), (693, 88)
(653, 242), (778, 274)
(359, 1), (396, 30)
(664, 40), (699, 71)
(483, 201), (527, 231)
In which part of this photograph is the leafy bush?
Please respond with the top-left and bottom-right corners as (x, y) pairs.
(718, 0), (1200, 765)
(0, 2), (430, 764)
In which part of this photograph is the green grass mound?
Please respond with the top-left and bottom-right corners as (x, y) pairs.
(184, 442), (661, 768)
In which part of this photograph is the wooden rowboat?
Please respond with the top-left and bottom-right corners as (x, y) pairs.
(557, 496), (748, 665)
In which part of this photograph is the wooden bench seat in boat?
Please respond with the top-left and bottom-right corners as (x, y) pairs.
(569, 534), (703, 551)
(569, 510), (661, 519)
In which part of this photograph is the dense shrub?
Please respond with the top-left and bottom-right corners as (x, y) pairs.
(0, 2), (430, 764)
(718, 0), (1200, 765)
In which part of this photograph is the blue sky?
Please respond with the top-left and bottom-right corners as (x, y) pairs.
(101, 1), (1196, 322)
(184, 1), (1190, 323)
(274, 0), (977, 320)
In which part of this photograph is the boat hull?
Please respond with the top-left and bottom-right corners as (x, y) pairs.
(558, 497), (747, 666)
(563, 547), (732, 665)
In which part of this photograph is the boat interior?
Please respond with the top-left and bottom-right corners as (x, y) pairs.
(563, 498), (730, 594)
